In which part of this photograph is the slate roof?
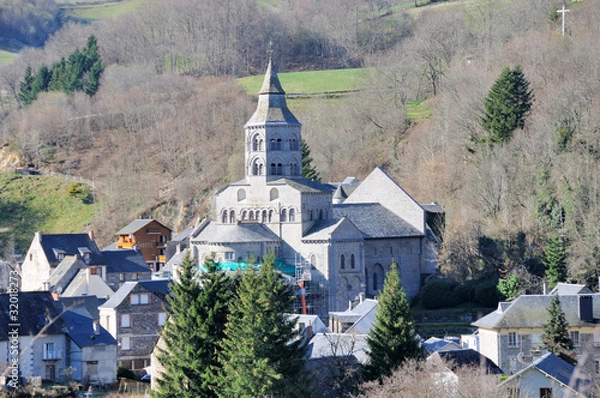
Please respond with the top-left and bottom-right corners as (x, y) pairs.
(245, 60), (300, 126)
(302, 219), (347, 241)
(423, 337), (463, 355)
(46, 255), (86, 290)
(101, 249), (152, 274)
(38, 233), (104, 267)
(61, 271), (115, 299)
(501, 353), (591, 394)
(0, 292), (64, 340)
(473, 294), (600, 329)
(99, 280), (171, 309)
(306, 333), (370, 364)
(433, 349), (504, 375)
(332, 203), (423, 239)
(267, 177), (335, 194)
(550, 283), (593, 296)
(62, 309), (117, 347)
(116, 219), (171, 235)
(58, 296), (105, 320)
(192, 222), (281, 244)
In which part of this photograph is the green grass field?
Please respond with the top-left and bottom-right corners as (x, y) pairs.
(0, 50), (17, 66)
(61, 0), (152, 22)
(0, 173), (99, 253)
(237, 68), (366, 95)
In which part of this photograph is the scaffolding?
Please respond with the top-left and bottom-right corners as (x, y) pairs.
(292, 254), (327, 319)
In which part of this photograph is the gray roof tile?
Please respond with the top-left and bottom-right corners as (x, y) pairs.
(333, 203), (423, 239)
(193, 222), (281, 244)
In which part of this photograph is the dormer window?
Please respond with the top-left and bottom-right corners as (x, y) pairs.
(52, 248), (66, 261)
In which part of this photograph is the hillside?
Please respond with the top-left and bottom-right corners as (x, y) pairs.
(0, 173), (99, 255)
(1, 0), (600, 293)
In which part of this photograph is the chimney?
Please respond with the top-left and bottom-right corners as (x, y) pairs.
(51, 290), (60, 300)
(543, 281), (548, 295)
(35, 231), (42, 242)
(88, 230), (95, 241)
(306, 319), (313, 340)
(93, 321), (100, 335)
(359, 292), (365, 304)
(578, 295), (594, 322)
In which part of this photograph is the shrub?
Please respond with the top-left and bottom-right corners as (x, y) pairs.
(66, 182), (91, 203)
(473, 281), (501, 308)
(117, 365), (137, 380)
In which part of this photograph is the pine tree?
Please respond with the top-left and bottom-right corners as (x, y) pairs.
(543, 234), (568, 290)
(216, 253), (310, 398)
(364, 261), (421, 382)
(152, 252), (236, 398)
(82, 35), (104, 96)
(301, 138), (321, 182)
(479, 65), (533, 145)
(18, 66), (35, 105)
(542, 295), (575, 364)
(31, 64), (51, 95)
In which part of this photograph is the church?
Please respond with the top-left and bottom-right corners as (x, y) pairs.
(188, 60), (441, 317)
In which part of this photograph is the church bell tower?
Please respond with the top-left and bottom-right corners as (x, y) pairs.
(244, 60), (302, 180)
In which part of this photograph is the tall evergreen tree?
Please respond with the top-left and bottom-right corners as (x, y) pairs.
(216, 253), (310, 398)
(479, 65), (533, 145)
(364, 261), (421, 382)
(301, 138), (321, 182)
(18, 66), (35, 105)
(31, 64), (51, 95)
(543, 234), (568, 290)
(542, 295), (574, 364)
(153, 252), (236, 398)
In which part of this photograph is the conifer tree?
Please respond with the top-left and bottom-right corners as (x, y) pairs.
(301, 138), (321, 182)
(32, 64), (51, 95)
(364, 261), (421, 382)
(153, 252), (236, 398)
(18, 66), (35, 105)
(479, 65), (533, 145)
(542, 295), (574, 364)
(216, 253), (310, 398)
(543, 234), (568, 290)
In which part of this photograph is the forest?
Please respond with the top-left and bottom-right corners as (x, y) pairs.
(1, 0), (599, 293)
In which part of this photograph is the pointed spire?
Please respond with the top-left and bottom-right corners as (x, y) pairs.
(259, 59), (285, 95)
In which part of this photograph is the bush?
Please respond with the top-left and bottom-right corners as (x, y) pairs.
(117, 365), (137, 380)
(66, 182), (91, 203)
(473, 281), (501, 308)
(420, 280), (460, 309)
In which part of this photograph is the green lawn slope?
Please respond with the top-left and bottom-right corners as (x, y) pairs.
(0, 173), (99, 254)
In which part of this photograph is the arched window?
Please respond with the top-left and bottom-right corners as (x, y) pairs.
(270, 138), (282, 150)
(373, 273), (378, 291)
(351, 253), (355, 269)
(289, 208), (295, 222)
(268, 210), (273, 222)
(289, 136), (298, 150)
(276, 163), (283, 175)
(310, 254), (317, 267)
(262, 210), (267, 222)
(270, 188), (279, 201)
(390, 246), (394, 255)
(281, 209), (287, 222)
(310, 210), (313, 221)
(229, 210), (235, 224)
(290, 162), (298, 176)
(237, 189), (246, 201)
(270, 163), (277, 175)
(253, 134), (262, 151)
(319, 209), (323, 220)
(341, 254), (346, 270)
(249, 211), (254, 220)
(241, 210), (247, 220)
(222, 210), (228, 224)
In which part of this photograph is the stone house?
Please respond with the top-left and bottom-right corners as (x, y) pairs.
(115, 219), (172, 272)
(188, 60), (441, 317)
(0, 292), (67, 383)
(472, 284), (600, 378)
(98, 280), (170, 373)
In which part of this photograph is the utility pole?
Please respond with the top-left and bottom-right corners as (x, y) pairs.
(557, 3), (570, 36)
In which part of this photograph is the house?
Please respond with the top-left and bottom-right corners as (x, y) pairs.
(499, 353), (591, 398)
(21, 232), (104, 292)
(98, 280), (170, 373)
(101, 249), (153, 289)
(188, 59), (440, 317)
(472, 288), (600, 377)
(0, 260), (19, 294)
(115, 219), (172, 271)
(62, 308), (117, 386)
(60, 268), (115, 299)
(328, 298), (379, 334)
(0, 292), (67, 383)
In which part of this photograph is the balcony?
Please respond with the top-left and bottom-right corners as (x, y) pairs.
(42, 351), (60, 361)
